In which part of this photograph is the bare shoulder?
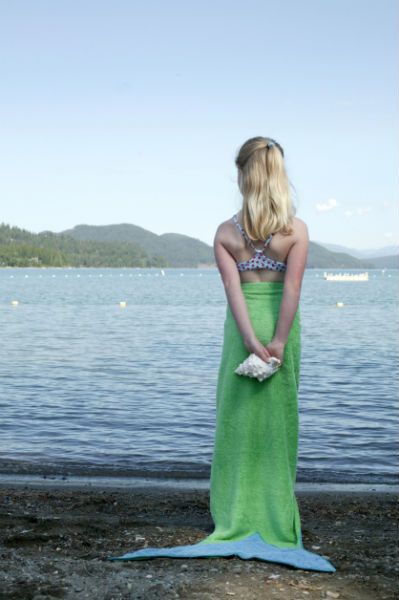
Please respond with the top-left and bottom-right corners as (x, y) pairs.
(291, 216), (308, 232)
(213, 217), (234, 243)
(290, 217), (309, 241)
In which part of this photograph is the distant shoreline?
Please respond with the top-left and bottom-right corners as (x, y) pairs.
(0, 265), (217, 269)
(1, 266), (397, 270)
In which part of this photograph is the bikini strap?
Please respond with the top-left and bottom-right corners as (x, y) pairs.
(232, 214), (255, 249)
(232, 214), (273, 250)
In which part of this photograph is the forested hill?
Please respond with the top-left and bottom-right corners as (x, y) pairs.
(0, 221), (397, 269)
(60, 223), (386, 269)
(0, 223), (166, 268)
(61, 223), (215, 268)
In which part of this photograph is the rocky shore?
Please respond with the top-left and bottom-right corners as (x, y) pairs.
(0, 484), (397, 599)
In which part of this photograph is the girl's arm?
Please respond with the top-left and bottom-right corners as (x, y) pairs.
(213, 224), (272, 362)
(272, 219), (309, 344)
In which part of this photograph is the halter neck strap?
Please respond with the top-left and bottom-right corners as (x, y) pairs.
(232, 214), (273, 250)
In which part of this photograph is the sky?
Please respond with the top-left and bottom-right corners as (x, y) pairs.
(0, 0), (398, 250)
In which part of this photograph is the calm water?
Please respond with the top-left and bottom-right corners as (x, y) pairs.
(0, 267), (398, 484)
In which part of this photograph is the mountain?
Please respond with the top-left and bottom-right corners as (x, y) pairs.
(0, 221), (398, 269)
(60, 224), (382, 269)
(315, 242), (399, 260)
(60, 223), (215, 268)
(362, 255), (399, 269)
(306, 243), (375, 268)
(0, 223), (166, 268)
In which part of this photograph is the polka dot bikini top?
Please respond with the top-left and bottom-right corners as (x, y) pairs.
(232, 214), (287, 273)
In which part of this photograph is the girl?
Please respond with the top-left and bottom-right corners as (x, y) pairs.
(108, 136), (336, 572)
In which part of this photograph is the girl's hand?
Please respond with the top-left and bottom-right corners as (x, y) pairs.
(244, 336), (272, 363)
(264, 339), (286, 365)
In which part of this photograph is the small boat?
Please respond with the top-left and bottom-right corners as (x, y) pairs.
(323, 271), (369, 281)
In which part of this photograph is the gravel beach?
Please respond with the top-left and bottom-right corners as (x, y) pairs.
(0, 483), (397, 600)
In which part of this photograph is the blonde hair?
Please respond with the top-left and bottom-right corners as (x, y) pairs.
(235, 136), (296, 240)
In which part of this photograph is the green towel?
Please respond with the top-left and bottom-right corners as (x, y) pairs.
(198, 281), (302, 547)
(107, 281), (336, 572)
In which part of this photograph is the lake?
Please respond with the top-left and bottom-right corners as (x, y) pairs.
(0, 267), (398, 485)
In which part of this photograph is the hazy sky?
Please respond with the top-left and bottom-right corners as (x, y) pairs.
(1, 0), (398, 250)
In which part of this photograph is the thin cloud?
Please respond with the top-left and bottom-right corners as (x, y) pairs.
(344, 206), (372, 217)
(315, 198), (338, 212)
(356, 206), (372, 215)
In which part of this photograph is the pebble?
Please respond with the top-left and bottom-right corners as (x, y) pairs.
(326, 592), (340, 599)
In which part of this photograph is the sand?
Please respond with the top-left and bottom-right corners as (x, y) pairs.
(0, 483), (397, 600)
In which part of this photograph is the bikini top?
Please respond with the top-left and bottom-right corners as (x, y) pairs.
(232, 213), (287, 273)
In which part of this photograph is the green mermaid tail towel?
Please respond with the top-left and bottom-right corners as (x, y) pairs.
(108, 282), (336, 572)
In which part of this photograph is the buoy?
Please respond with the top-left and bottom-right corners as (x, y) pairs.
(119, 301), (127, 308)
(11, 300), (19, 305)
(336, 301), (344, 307)
(161, 270), (165, 276)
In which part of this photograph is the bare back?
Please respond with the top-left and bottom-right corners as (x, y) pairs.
(218, 211), (307, 284)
